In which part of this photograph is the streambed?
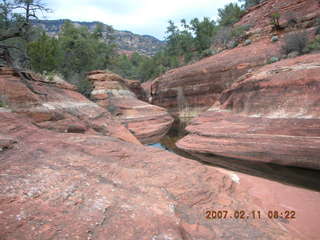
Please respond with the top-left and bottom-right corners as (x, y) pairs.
(149, 120), (320, 192)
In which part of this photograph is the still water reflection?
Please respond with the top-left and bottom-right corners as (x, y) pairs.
(149, 120), (320, 192)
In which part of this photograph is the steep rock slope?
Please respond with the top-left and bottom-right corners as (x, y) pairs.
(177, 53), (320, 169)
(150, 39), (282, 118)
(237, 0), (320, 37)
(88, 71), (174, 144)
(1, 111), (320, 239)
(0, 67), (139, 144)
(148, 0), (320, 118)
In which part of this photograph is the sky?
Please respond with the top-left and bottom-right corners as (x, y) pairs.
(44, 0), (238, 40)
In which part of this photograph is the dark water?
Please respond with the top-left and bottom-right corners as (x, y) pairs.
(148, 120), (320, 192)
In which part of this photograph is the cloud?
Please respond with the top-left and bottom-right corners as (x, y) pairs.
(44, 0), (238, 40)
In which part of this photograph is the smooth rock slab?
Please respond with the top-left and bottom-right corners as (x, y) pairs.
(1, 111), (320, 239)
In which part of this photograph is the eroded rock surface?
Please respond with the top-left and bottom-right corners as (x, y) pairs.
(150, 39), (282, 118)
(88, 70), (173, 144)
(1, 111), (320, 240)
(148, 0), (320, 118)
(0, 67), (139, 144)
(177, 54), (320, 169)
(237, 0), (320, 37)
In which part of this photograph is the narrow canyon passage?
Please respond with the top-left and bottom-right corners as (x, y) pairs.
(149, 119), (320, 192)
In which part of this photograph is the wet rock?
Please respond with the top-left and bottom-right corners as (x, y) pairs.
(177, 53), (320, 170)
(1, 111), (319, 239)
(88, 71), (173, 144)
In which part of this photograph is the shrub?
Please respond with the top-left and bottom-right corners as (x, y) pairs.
(240, 0), (266, 9)
(227, 40), (238, 49)
(270, 12), (281, 31)
(218, 3), (244, 26)
(271, 35), (279, 42)
(0, 101), (3, 107)
(287, 18), (298, 28)
(315, 26), (320, 36)
(213, 25), (249, 48)
(244, 39), (252, 45)
(200, 49), (214, 59)
(307, 35), (320, 51)
(267, 56), (280, 64)
(282, 32), (308, 55)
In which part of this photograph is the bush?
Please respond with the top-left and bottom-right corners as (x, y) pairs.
(270, 12), (281, 31)
(218, 3), (244, 26)
(307, 35), (320, 51)
(240, 0), (266, 9)
(282, 32), (308, 55)
(244, 39), (252, 45)
(213, 25), (249, 48)
(267, 56), (279, 64)
(271, 35), (279, 42)
(200, 49), (214, 59)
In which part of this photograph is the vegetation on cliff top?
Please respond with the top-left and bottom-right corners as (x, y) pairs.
(1, 0), (320, 96)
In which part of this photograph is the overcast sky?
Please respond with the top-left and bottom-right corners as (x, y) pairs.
(44, 0), (238, 40)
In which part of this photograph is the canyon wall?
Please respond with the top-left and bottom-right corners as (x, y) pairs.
(148, 0), (320, 118)
(177, 53), (320, 169)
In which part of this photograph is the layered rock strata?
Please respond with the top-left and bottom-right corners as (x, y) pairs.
(88, 71), (173, 144)
(237, 0), (320, 37)
(177, 53), (320, 170)
(1, 110), (320, 239)
(150, 39), (282, 118)
(148, 0), (320, 118)
(0, 67), (139, 144)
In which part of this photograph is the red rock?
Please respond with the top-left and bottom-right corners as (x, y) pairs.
(149, 0), (320, 119)
(124, 79), (147, 101)
(237, 0), (320, 37)
(1, 111), (319, 239)
(88, 71), (174, 144)
(150, 39), (282, 118)
(177, 53), (320, 169)
(0, 67), (139, 144)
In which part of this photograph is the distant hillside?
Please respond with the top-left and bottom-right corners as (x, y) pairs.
(35, 19), (165, 56)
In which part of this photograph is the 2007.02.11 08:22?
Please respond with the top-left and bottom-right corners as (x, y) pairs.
(205, 210), (296, 220)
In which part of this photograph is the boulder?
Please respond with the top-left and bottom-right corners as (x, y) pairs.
(1, 111), (320, 239)
(88, 71), (174, 144)
(0, 67), (139, 144)
(177, 53), (320, 169)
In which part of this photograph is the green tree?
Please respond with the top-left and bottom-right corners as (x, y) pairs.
(218, 3), (244, 26)
(27, 31), (59, 73)
(57, 20), (116, 80)
(190, 17), (216, 52)
(0, 0), (49, 67)
(239, 0), (265, 9)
